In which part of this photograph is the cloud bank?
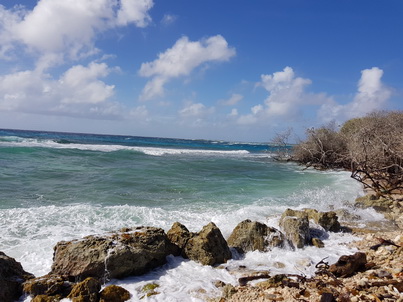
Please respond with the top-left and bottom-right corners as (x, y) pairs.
(0, 0), (154, 118)
(235, 66), (391, 127)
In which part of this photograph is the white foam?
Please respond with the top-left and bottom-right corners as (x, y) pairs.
(0, 137), (250, 157)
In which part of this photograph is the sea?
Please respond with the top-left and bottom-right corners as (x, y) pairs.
(0, 128), (384, 301)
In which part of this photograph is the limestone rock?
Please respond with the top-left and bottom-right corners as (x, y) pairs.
(31, 295), (62, 302)
(279, 214), (310, 249)
(167, 222), (194, 252)
(329, 252), (367, 277)
(184, 222), (232, 266)
(100, 285), (131, 302)
(0, 251), (34, 302)
(51, 227), (179, 281)
(23, 274), (72, 298)
(355, 195), (394, 212)
(67, 277), (101, 302)
(304, 209), (341, 232)
(227, 219), (285, 253)
(281, 208), (341, 232)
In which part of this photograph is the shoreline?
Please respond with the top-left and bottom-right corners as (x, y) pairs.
(215, 193), (403, 302)
(1, 190), (402, 301)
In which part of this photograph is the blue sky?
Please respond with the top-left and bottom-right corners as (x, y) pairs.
(0, 0), (402, 142)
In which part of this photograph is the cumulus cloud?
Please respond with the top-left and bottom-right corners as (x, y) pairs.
(139, 35), (236, 100)
(236, 67), (315, 125)
(0, 1), (154, 120)
(0, 61), (118, 117)
(117, 0), (153, 27)
(319, 67), (392, 122)
(1, 0), (154, 64)
(259, 66), (312, 116)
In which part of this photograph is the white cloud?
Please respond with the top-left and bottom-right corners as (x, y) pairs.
(139, 35), (236, 100)
(1, 0), (154, 65)
(236, 67), (314, 125)
(58, 62), (115, 104)
(117, 0), (153, 27)
(259, 66), (312, 116)
(219, 93), (243, 106)
(0, 61), (117, 116)
(228, 108), (238, 117)
(319, 67), (392, 122)
(161, 14), (177, 26)
(179, 102), (214, 118)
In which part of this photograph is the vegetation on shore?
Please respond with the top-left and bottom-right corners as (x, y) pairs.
(290, 111), (403, 197)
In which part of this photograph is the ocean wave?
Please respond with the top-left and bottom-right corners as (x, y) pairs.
(0, 136), (251, 157)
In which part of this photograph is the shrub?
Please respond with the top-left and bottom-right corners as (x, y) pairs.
(292, 122), (349, 169)
(292, 111), (403, 196)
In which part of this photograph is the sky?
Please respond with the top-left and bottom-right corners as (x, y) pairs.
(0, 0), (402, 142)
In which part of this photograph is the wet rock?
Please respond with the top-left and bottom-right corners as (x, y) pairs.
(329, 252), (367, 277)
(51, 227), (179, 281)
(167, 222), (194, 255)
(304, 209), (341, 232)
(67, 277), (101, 302)
(31, 295), (62, 302)
(184, 222), (232, 266)
(281, 208), (341, 232)
(227, 220), (285, 253)
(99, 285), (131, 302)
(23, 274), (72, 298)
(279, 214), (310, 248)
(0, 251), (34, 302)
(312, 237), (325, 248)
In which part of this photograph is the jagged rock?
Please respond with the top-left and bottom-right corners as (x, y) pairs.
(281, 208), (341, 232)
(50, 227), (179, 281)
(100, 285), (131, 302)
(167, 222), (195, 251)
(329, 252), (367, 277)
(355, 195), (394, 212)
(23, 274), (72, 298)
(227, 220), (285, 253)
(0, 251), (34, 302)
(67, 277), (101, 302)
(31, 295), (61, 302)
(279, 213), (310, 248)
(184, 222), (232, 266)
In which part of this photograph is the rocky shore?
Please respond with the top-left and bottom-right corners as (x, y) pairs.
(214, 194), (403, 302)
(1, 194), (402, 302)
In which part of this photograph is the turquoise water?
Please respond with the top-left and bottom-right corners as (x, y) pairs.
(0, 129), (370, 301)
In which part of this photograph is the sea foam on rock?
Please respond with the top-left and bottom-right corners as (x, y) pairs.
(21, 210), (343, 301)
(51, 226), (179, 281)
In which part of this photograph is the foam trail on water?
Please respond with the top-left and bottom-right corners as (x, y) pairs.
(0, 137), (251, 156)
